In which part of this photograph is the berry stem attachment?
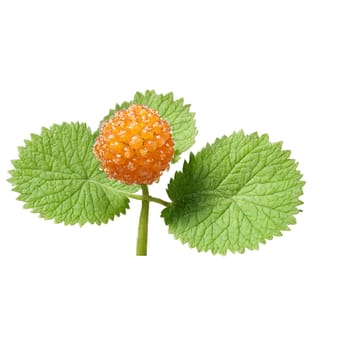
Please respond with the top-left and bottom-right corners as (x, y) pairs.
(136, 184), (150, 256)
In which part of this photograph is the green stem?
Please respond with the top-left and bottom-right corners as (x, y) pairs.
(147, 195), (171, 207)
(136, 184), (150, 256)
(126, 192), (171, 207)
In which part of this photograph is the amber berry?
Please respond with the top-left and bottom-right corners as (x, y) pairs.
(94, 104), (175, 185)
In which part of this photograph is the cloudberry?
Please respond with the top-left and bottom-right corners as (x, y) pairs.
(94, 104), (174, 185)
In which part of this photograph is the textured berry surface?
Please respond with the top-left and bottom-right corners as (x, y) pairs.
(94, 104), (174, 185)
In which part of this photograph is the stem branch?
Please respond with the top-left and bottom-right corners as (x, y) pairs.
(123, 192), (171, 207)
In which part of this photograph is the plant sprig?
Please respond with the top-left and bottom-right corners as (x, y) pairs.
(8, 90), (304, 255)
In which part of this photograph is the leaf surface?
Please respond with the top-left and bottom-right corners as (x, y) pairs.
(162, 131), (304, 254)
(9, 123), (139, 225)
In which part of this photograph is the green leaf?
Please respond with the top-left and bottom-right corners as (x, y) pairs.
(100, 90), (197, 162)
(162, 131), (304, 255)
(9, 123), (139, 225)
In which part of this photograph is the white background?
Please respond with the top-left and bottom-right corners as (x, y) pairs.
(1, 0), (349, 349)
